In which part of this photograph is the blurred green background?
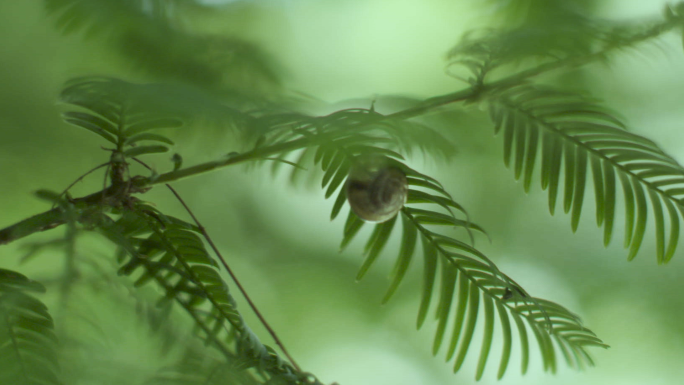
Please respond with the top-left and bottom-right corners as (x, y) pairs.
(2, 0), (684, 384)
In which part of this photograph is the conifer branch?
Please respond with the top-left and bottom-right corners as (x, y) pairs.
(0, 11), (676, 246)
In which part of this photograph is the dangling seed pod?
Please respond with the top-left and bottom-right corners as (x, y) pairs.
(345, 159), (408, 223)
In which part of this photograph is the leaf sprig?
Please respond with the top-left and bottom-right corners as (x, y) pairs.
(60, 77), (185, 158)
(489, 85), (684, 263)
(339, 161), (606, 379)
(90, 205), (314, 385)
(447, 3), (684, 86)
(0, 269), (61, 385)
(264, 120), (607, 379)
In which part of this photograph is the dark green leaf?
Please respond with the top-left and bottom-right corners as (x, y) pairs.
(475, 295), (495, 380)
(63, 111), (118, 136)
(382, 214), (417, 304)
(340, 211), (365, 251)
(124, 145), (169, 157)
(125, 133), (175, 146)
(64, 117), (118, 144)
(452, 280), (480, 372)
(417, 234), (438, 329)
(495, 301), (512, 379)
(124, 118), (183, 136)
(432, 261), (457, 355)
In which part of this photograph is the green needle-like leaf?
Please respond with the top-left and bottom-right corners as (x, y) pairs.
(648, 189), (665, 263)
(489, 84), (684, 262)
(475, 295), (495, 380)
(628, 178), (648, 260)
(357, 216), (397, 281)
(0, 270), (61, 385)
(382, 215), (417, 303)
(453, 281), (480, 372)
(511, 311), (529, 374)
(445, 272), (470, 361)
(496, 301), (512, 379)
(571, 148), (588, 232)
(432, 261), (457, 355)
(124, 145), (170, 158)
(417, 234), (438, 329)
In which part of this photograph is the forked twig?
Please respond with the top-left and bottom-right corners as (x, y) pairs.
(53, 162), (109, 208)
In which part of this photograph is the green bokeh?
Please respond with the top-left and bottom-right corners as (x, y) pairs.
(1, 1), (684, 384)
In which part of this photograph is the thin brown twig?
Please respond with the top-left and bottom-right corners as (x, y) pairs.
(53, 162), (109, 208)
(131, 158), (302, 372)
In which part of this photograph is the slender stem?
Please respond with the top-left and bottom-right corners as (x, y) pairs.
(53, 162), (109, 208)
(132, 158), (303, 372)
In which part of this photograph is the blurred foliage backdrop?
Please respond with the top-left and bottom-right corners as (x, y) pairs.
(2, 0), (684, 384)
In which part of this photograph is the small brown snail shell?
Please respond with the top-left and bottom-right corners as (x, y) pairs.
(345, 162), (408, 223)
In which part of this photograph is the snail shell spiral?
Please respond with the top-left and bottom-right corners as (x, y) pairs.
(346, 163), (408, 223)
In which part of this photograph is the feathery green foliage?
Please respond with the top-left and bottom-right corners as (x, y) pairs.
(0, 269), (61, 385)
(44, 0), (280, 96)
(2, 1), (684, 384)
(488, 85), (684, 263)
(94, 205), (313, 385)
(326, 152), (604, 379)
(60, 77), (182, 155)
(252, 106), (608, 378)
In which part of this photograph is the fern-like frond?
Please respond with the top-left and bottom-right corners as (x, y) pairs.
(349, 168), (604, 378)
(489, 85), (684, 262)
(0, 269), (61, 385)
(60, 77), (178, 152)
(448, 21), (595, 81)
(88, 204), (318, 385)
(287, 133), (606, 378)
(59, 77), (253, 158)
(254, 109), (606, 377)
(59, 77), (263, 165)
(44, 0), (281, 94)
(448, 4), (682, 85)
(255, 108), (456, 183)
